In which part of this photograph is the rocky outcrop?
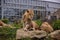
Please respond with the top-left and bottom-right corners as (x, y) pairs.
(48, 30), (60, 40)
(16, 29), (47, 40)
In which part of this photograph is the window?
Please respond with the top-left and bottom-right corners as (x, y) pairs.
(33, 6), (46, 11)
(0, 3), (1, 5)
(28, 5), (32, 8)
(9, 0), (13, 3)
(48, 11), (51, 15)
(15, 0), (16, 3)
(0, 0), (1, 3)
(0, 0), (1, 2)
(0, 7), (1, 10)
(13, 0), (15, 3)
(15, 0), (19, 3)
(0, 10), (1, 13)
(0, 15), (2, 19)
(13, 4), (16, 7)
(20, 5), (28, 8)
(3, 0), (6, 3)
(31, 0), (37, 1)
(7, 0), (9, 2)
(23, 0), (27, 3)
(16, 4), (19, 7)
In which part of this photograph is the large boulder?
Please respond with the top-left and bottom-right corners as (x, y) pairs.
(16, 29), (47, 40)
(48, 30), (60, 40)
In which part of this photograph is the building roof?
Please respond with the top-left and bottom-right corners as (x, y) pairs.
(41, 0), (60, 4)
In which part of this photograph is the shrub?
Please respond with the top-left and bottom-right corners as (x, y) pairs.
(52, 20), (60, 30)
(34, 20), (42, 27)
(12, 20), (23, 28)
(0, 27), (18, 40)
(1, 19), (9, 24)
(12, 23), (23, 28)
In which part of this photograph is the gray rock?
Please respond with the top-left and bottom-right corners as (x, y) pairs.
(16, 29), (47, 40)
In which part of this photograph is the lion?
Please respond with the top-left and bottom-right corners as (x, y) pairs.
(22, 9), (34, 29)
(40, 22), (54, 33)
(23, 18), (39, 31)
(0, 20), (7, 26)
(0, 20), (12, 28)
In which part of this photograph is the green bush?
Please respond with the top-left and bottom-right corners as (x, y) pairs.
(34, 20), (42, 27)
(1, 19), (9, 24)
(53, 20), (60, 30)
(12, 20), (23, 28)
(12, 23), (23, 28)
(0, 28), (18, 40)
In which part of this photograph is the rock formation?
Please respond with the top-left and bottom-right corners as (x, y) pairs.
(16, 29), (47, 40)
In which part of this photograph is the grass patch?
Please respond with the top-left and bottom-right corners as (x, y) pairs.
(52, 20), (60, 30)
(34, 20), (42, 27)
(0, 27), (18, 40)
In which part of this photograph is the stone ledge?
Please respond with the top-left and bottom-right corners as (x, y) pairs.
(16, 29), (47, 40)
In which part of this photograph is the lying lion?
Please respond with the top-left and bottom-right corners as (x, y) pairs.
(40, 22), (54, 33)
(0, 20), (12, 28)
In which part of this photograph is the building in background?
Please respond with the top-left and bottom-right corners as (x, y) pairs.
(0, 0), (2, 19)
(0, 0), (60, 21)
(52, 9), (60, 20)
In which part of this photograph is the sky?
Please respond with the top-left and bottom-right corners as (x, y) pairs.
(43, 0), (60, 3)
